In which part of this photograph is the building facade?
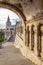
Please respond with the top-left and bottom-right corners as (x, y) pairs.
(5, 16), (15, 40)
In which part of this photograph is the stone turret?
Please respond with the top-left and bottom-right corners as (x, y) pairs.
(6, 16), (11, 29)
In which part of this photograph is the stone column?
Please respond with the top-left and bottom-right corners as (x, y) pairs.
(26, 26), (30, 47)
(41, 34), (43, 58)
(34, 25), (39, 56)
(29, 25), (32, 50)
(34, 24), (41, 57)
(31, 25), (35, 51)
(40, 25), (43, 58)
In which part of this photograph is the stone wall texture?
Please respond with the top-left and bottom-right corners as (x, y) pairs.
(0, 0), (43, 65)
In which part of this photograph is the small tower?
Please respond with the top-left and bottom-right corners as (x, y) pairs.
(6, 16), (11, 30)
(6, 16), (11, 28)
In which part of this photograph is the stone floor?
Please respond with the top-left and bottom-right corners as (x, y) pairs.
(0, 42), (36, 65)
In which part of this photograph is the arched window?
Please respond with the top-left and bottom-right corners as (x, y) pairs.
(37, 23), (43, 57)
(31, 25), (35, 51)
(26, 26), (30, 47)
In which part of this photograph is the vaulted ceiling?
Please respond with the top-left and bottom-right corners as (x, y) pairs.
(0, 0), (43, 21)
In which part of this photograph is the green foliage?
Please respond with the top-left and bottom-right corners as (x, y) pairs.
(0, 31), (4, 43)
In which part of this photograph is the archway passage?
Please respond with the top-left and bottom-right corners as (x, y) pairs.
(0, 7), (36, 65)
(0, 7), (22, 40)
(0, 1), (26, 22)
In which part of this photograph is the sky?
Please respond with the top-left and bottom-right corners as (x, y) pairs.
(0, 8), (20, 29)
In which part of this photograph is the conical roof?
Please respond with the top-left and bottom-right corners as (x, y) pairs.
(7, 16), (11, 23)
(6, 16), (11, 26)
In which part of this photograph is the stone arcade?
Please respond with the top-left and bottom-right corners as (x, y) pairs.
(15, 12), (43, 65)
(0, 0), (43, 65)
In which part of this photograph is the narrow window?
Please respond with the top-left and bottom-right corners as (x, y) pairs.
(31, 25), (34, 51)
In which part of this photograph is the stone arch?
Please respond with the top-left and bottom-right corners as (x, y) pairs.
(0, 1), (26, 22)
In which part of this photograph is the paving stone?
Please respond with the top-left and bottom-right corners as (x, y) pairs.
(0, 42), (36, 65)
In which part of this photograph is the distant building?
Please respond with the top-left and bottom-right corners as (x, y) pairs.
(5, 16), (16, 40)
(6, 16), (11, 31)
(6, 16), (15, 33)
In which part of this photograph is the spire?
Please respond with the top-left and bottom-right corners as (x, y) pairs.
(7, 16), (10, 23)
(6, 16), (11, 26)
